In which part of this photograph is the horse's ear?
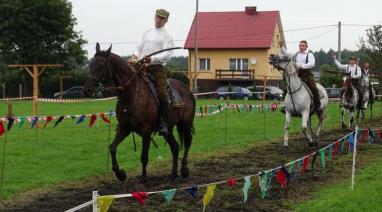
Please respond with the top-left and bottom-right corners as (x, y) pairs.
(106, 44), (112, 57)
(96, 42), (100, 53)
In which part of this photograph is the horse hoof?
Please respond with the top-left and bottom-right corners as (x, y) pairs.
(115, 169), (127, 181)
(181, 167), (189, 179)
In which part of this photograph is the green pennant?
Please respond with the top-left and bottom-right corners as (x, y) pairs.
(341, 139), (346, 153)
(288, 162), (296, 174)
(18, 116), (26, 130)
(242, 176), (251, 203)
(261, 172), (269, 199)
(161, 189), (176, 203)
(320, 149), (326, 174)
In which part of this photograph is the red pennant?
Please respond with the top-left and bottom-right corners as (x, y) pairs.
(276, 169), (287, 189)
(131, 191), (148, 204)
(0, 121), (5, 137)
(333, 141), (339, 159)
(42, 116), (53, 129)
(99, 114), (111, 124)
(88, 114), (97, 127)
(227, 179), (236, 187)
(378, 129), (382, 140)
(359, 130), (368, 144)
(301, 156), (310, 173)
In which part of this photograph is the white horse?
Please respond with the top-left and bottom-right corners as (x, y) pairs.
(341, 75), (359, 130)
(358, 77), (375, 119)
(269, 54), (328, 149)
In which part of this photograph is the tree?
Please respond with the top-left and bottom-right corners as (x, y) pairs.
(360, 25), (382, 84)
(0, 0), (87, 67)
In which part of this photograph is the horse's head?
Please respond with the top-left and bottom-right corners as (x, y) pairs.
(268, 53), (292, 73)
(342, 75), (352, 89)
(84, 43), (114, 97)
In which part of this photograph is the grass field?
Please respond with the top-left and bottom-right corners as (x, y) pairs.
(0, 99), (381, 199)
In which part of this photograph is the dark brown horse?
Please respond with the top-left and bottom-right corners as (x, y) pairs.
(341, 75), (359, 130)
(84, 44), (195, 181)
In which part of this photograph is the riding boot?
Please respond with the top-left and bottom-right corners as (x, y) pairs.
(158, 99), (170, 136)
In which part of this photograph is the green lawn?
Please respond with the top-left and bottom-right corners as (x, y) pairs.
(294, 158), (382, 212)
(0, 99), (381, 198)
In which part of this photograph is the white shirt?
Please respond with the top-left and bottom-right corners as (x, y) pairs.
(281, 47), (315, 69)
(363, 68), (372, 78)
(334, 59), (362, 79)
(135, 27), (174, 65)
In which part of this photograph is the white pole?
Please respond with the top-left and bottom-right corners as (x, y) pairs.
(338, 21), (342, 62)
(92, 191), (99, 212)
(351, 125), (358, 190)
(193, 0), (199, 93)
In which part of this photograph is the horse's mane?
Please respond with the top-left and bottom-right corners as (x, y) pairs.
(95, 51), (135, 74)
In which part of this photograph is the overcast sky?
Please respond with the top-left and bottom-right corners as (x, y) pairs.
(69, 0), (381, 58)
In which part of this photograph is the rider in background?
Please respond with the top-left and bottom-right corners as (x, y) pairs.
(279, 40), (321, 111)
(362, 62), (375, 103)
(332, 54), (364, 109)
(129, 9), (175, 136)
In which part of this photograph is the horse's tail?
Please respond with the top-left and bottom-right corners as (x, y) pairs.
(177, 123), (194, 150)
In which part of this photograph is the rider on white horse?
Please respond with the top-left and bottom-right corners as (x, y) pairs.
(280, 40), (321, 111)
(362, 62), (375, 104)
(333, 55), (364, 109)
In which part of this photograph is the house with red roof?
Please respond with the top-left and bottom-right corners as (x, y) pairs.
(184, 6), (284, 93)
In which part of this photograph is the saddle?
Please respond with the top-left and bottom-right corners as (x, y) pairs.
(300, 81), (325, 111)
(144, 73), (184, 108)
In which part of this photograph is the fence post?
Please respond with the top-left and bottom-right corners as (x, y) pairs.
(351, 126), (358, 190)
(92, 191), (99, 212)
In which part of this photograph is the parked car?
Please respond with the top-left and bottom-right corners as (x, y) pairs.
(247, 86), (283, 100)
(54, 86), (114, 99)
(325, 88), (342, 98)
(216, 86), (253, 100)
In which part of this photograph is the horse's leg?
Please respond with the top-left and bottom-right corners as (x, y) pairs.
(301, 111), (314, 146)
(140, 134), (151, 179)
(341, 107), (346, 129)
(315, 109), (325, 138)
(110, 127), (130, 181)
(180, 123), (193, 178)
(349, 110), (354, 131)
(166, 127), (179, 179)
(283, 112), (292, 148)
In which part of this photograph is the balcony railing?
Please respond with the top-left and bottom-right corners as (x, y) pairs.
(215, 69), (255, 80)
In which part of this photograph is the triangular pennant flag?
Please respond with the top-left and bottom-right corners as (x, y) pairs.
(333, 141), (339, 159)
(328, 144), (333, 161)
(276, 166), (290, 189)
(202, 184), (216, 212)
(348, 132), (355, 144)
(131, 191), (148, 204)
(199, 107), (203, 117)
(0, 120), (5, 137)
(320, 149), (326, 174)
(267, 170), (276, 189)
(97, 195), (114, 212)
(161, 189), (176, 203)
(186, 186), (197, 199)
(293, 160), (303, 180)
(340, 138), (346, 153)
(42, 116), (53, 129)
(100, 113), (111, 124)
(18, 116), (25, 130)
(242, 176), (251, 203)
(261, 172), (269, 199)
(359, 130), (368, 144)
(301, 156), (310, 173)
(30, 117), (39, 129)
(227, 179), (236, 187)
(54, 116), (65, 127)
(89, 114), (97, 127)
(7, 116), (14, 131)
(288, 162), (295, 176)
(75, 115), (85, 125)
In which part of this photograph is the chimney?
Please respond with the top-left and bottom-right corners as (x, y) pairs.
(245, 6), (257, 15)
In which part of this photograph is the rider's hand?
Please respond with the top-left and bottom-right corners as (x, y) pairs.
(143, 55), (151, 64)
(279, 40), (284, 48)
(332, 53), (337, 59)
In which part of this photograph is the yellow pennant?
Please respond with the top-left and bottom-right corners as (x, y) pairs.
(97, 195), (114, 212)
(202, 184), (216, 212)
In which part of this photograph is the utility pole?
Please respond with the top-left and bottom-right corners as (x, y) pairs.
(338, 21), (342, 62)
(193, 0), (199, 93)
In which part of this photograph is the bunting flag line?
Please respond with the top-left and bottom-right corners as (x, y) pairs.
(227, 179), (236, 187)
(161, 189), (176, 203)
(30, 116), (39, 129)
(301, 156), (310, 174)
(131, 191), (148, 204)
(288, 162), (295, 174)
(242, 176), (251, 203)
(18, 116), (25, 130)
(260, 172), (269, 199)
(320, 149), (326, 174)
(202, 184), (216, 212)
(186, 186), (197, 199)
(97, 195), (114, 212)
(359, 130), (368, 144)
(42, 116), (53, 129)
(75, 115), (86, 125)
(100, 113), (111, 124)
(0, 120), (4, 136)
(54, 116), (65, 127)
(328, 144), (333, 161)
(293, 159), (303, 180)
(276, 166), (290, 189)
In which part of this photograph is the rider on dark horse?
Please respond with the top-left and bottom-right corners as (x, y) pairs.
(333, 55), (364, 109)
(129, 9), (174, 136)
(363, 62), (375, 103)
(280, 40), (321, 112)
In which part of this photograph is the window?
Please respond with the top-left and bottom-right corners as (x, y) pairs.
(199, 58), (210, 70)
(229, 58), (249, 70)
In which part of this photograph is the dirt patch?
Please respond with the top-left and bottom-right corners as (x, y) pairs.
(1, 118), (382, 212)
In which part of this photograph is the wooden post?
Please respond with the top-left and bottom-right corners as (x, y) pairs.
(1, 83), (5, 99)
(262, 76), (267, 107)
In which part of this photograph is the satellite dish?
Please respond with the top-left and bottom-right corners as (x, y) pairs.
(250, 58), (257, 65)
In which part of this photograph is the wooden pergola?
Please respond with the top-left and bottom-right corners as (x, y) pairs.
(7, 64), (64, 115)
